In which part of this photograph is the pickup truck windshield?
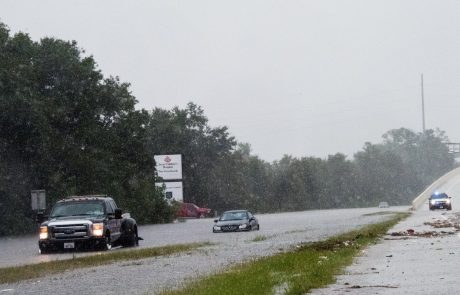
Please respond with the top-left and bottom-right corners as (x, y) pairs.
(50, 201), (105, 218)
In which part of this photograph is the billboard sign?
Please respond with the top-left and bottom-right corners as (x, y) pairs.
(154, 154), (183, 180)
(155, 181), (183, 202)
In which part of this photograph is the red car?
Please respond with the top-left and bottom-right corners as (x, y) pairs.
(177, 203), (212, 218)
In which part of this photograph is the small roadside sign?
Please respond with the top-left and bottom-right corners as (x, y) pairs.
(31, 190), (46, 211)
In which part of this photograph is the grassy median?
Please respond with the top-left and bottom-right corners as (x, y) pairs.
(162, 212), (410, 295)
(0, 242), (210, 284)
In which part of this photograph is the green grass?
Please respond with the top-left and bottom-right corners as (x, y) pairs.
(0, 242), (210, 284)
(161, 212), (410, 295)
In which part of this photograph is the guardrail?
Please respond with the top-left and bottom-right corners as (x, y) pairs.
(411, 166), (460, 210)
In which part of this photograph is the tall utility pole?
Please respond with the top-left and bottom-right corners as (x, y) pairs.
(421, 74), (426, 133)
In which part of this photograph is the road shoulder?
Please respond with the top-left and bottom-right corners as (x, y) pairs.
(311, 210), (460, 294)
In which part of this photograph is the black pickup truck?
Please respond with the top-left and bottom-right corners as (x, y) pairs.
(38, 195), (139, 253)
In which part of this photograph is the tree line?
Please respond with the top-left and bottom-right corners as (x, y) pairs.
(0, 23), (456, 236)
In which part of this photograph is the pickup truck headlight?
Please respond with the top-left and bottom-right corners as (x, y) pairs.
(430, 200), (435, 205)
(39, 226), (48, 240)
(92, 223), (104, 237)
(446, 199), (451, 204)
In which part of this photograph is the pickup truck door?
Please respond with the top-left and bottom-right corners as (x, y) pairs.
(106, 201), (121, 241)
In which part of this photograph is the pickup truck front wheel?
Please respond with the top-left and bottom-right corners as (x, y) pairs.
(100, 235), (112, 251)
(39, 244), (51, 254)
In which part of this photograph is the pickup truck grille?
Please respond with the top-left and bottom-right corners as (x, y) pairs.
(50, 224), (89, 240)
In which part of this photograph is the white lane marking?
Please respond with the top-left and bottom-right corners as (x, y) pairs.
(0, 289), (15, 293)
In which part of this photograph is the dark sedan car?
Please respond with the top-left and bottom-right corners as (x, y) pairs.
(429, 192), (452, 210)
(212, 210), (260, 233)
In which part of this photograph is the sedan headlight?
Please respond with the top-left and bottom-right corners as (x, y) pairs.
(239, 224), (248, 229)
(213, 226), (221, 230)
(39, 226), (48, 240)
(92, 223), (104, 237)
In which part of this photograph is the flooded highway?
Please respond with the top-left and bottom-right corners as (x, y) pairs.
(0, 206), (408, 268)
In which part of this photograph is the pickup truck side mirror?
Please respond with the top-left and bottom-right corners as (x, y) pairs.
(36, 212), (47, 224)
(115, 208), (122, 219)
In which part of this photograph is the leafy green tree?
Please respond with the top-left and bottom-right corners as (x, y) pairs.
(381, 128), (455, 196)
(354, 143), (411, 206)
(146, 103), (237, 209)
(353, 128), (455, 206)
(236, 143), (274, 213)
(290, 157), (326, 210)
(323, 153), (357, 208)
(271, 155), (294, 211)
(0, 23), (173, 235)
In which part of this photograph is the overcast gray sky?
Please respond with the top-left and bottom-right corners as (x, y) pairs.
(2, 1), (460, 161)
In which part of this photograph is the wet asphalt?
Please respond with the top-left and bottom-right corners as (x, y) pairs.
(0, 207), (406, 268)
(0, 207), (406, 294)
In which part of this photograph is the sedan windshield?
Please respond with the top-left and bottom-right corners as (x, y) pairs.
(50, 201), (105, 218)
(431, 193), (448, 199)
(220, 211), (247, 221)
